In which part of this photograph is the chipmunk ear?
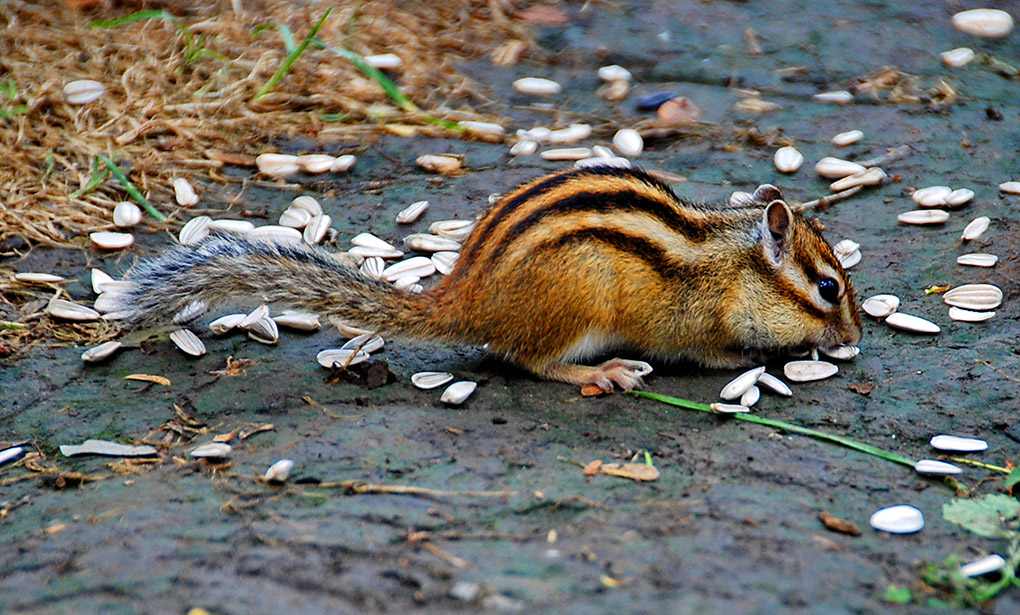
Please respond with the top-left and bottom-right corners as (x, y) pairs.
(761, 199), (793, 265)
(752, 184), (782, 204)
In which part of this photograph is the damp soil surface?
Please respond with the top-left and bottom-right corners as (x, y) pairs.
(3, 2), (1020, 614)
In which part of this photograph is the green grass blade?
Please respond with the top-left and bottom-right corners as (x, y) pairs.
(630, 390), (917, 468)
(97, 155), (167, 222)
(90, 10), (180, 28)
(69, 156), (109, 198)
(253, 8), (332, 101)
(276, 23), (297, 54)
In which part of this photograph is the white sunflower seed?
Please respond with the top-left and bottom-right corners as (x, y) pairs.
(812, 90), (853, 104)
(297, 154), (336, 174)
(316, 348), (369, 368)
(360, 256), (385, 279)
(15, 272), (63, 283)
(60, 439), (157, 457)
(739, 386), (760, 407)
(729, 191), (754, 206)
(90, 231), (134, 249)
(93, 292), (125, 314)
(416, 154), (462, 174)
(339, 324), (373, 338)
(440, 380), (477, 404)
(541, 147), (593, 161)
(393, 275), (420, 290)
(172, 300), (207, 324)
(999, 181), (1020, 194)
(408, 283), (424, 294)
(382, 256), (435, 282)
(510, 139), (539, 156)
(238, 304), (268, 329)
(430, 220), (475, 241)
(598, 79), (631, 101)
(838, 249), (862, 269)
(547, 124), (592, 144)
(831, 130), (863, 146)
(523, 126), (552, 142)
(460, 121), (505, 136)
(279, 207), (312, 229)
(597, 65), (632, 82)
(243, 314), (279, 344)
(46, 299), (100, 321)
(512, 77), (562, 95)
(341, 333), (384, 354)
(575, 156), (632, 169)
(951, 8), (1013, 38)
(756, 372), (793, 396)
(113, 201), (142, 227)
(64, 79), (105, 104)
(431, 251), (459, 275)
(179, 216), (212, 246)
(0, 446), (25, 466)
(956, 253), (998, 268)
(948, 307), (996, 322)
(914, 459), (962, 475)
(783, 360), (838, 382)
(330, 154), (357, 172)
(411, 371), (455, 390)
(960, 555), (1006, 578)
(869, 505), (924, 534)
(773, 146), (804, 173)
(207, 219), (254, 234)
(190, 442), (232, 459)
(272, 311), (320, 331)
(264, 459), (295, 483)
(941, 47), (976, 67)
(885, 312), (940, 334)
(350, 246), (403, 260)
(303, 214), (331, 244)
(256, 153), (300, 177)
(404, 233), (461, 253)
(897, 209), (949, 225)
(942, 284), (1002, 310)
(173, 177), (199, 206)
(710, 402), (750, 414)
(81, 340), (123, 363)
(930, 434), (987, 452)
(364, 53), (401, 69)
(351, 232), (396, 251)
(829, 166), (886, 191)
(720, 366), (766, 400)
(91, 269), (114, 294)
(591, 145), (614, 158)
(862, 294), (900, 318)
(291, 196), (323, 216)
(832, 239), (860, 260)
(170, 328), (206, 356)
(612, 129), (643, 157)
(209, 313), (246, 335)
(947, 188), (975, 207)
(912, 185), (952, 207)
(815, 157), (866, 179)
(819, 344), (860, 361)
(249, 225), (303, 244)
(396, 200), (429, 224)
(961, 216), (990, 241)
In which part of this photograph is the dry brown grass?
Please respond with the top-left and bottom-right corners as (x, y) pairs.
(0, 0), (529, 248)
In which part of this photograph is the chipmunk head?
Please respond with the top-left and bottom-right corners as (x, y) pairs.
(730, 184), (862, 357)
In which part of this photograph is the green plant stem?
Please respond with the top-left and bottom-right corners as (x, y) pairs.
(630, 391), (917, 468)
(253, 9), (332, 101)
(950, 457), (1012, 474)
(97, 155), (166, 222)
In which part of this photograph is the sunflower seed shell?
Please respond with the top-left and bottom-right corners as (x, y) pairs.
(739, 386), (760, 407)
(914, 459), (962, 475)
(303, 214), (331, 244)
(272, 311), (320, 331)
(440, 381), (477, 405)
(432, 251), (459, 275)
(512, 77), (562, 95)
(960, 555), (1006, 578)
(291, 196), (323, 216)
(382, 256), (436, 282)
(316, 348), (369, 368)
(956, 253), (998, 268)
(340, 333), (384, 354)
(279, 207), (312, 229)
(710, 402), (750, 414)
(396, 200), (429, 224)
(942, 284), (1002, 310)
(256, 153), (300, 177)
(612, 129), (643, 157)
(951, 8), (1013, 38)
(930, 434), (987, 452)
(81, 341), (123, 363)
(64, 79), (105, 104)
(404, 233), (461, 253)
(249, 225), (303, 244)
(783, 360), (838, 382)
(885, 312), (940, 334)
(209, 313), (246, 335)
(47, 299), (100, 321)
(412, 371), (455, 390)
(961, 216), (990, 241)
(173, 178), (199, 206)
(911, 185), (951, 207)
(90, 231), (134, 249)
(941, 47), (976, 67)
(815, 157), (866, 178)
(719, 366), (766, 400)
(191, 442), (232, 459)
(179, 216), (212, 245)
(897, 210), (949, 225)
(831, 130), (863, 146)
(264, 459), (295, 483)
(862, 294), (900, 318)
(870, 505), (924, 534)
(756, 372), (793, 396)
(773, 146), (803, 173)
(297, 154), (336, 174)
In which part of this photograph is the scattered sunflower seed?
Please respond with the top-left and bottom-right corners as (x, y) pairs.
(756, 372), (793, 396)
(264, 459), (295, 483)
(303, 214), (331, 244)
(411, 371), (455, 390)
(179, 216), (212, 246)
(999, 181), (1020, 194)
(833, 239), (860, 260)
(884, 312), (940, 334)
(248, 225), (303, 243)
(773, 146), (804, 173)
(783, 360), (838, 382)
(460, 121), (505, 136)
(0, 446), (24, 466)
(279, 207), (312, 229)
(417, 154), (463, 174)
(942, 284), (1002, 310)
(729, 191), (754, 206)
(946, 188), (975, 207)
(815, 157), (866, 179)
(575, 156), (631, 169)
(431, 251), (459, 275)
(93, 292), (125, 314)
(597, 65), (632, 82)
(90, 231), (134, 249)
(340, 333), (384, 354)
(113, 201), (142, 227)
(404, 233), (461, 253)
(959, 554), (1006, 578)
(382, 256), (436, 282)
(46, 299), (100, 321)
(914, 459), (962, 475)
(60, 439), (157, 457)
(719, 366), (766, 400)
(541, 147), (592, 161)
(930, 434), (987, 452)
(869, 505), (924, 534)
(951, 8), (1013, 38)
(245, 315), (279, 344)
(941, 47), (976, 67)
(172, 300), (207, 324)
(948, 307), (996, 322)
(956, 253), (998, 268)
(739, 386), (760, 407)
(297, 155), (336, 174)
(272, 311), (320, 331)
(548, 124), (592, 144)
(912, 185), (951, 207)
(359, 256), (385, 279)
(173, 177), (199, 206)
(612, 129), (643, 157)
(831, 130), (863, 146)
(64, 79), (105, 104)
(819, 345), (860, 361)
(838, 249), (862, 269)
(812, 90), (853, 104)
(396, 200), (429, 224)
(190, 442), (232, 459)
(862, 294), (900, 318)
(897, 209), (949, 225)
(316, 348), (369, 368)
(81, 340), (123, 363)
(209, 313), (246, 335)
(169, 328), (206, 356)
(512, 77), (562, 95)
(331, 154), (357, 172)
(291, 196), (323, 216)
(14, 272), (63, 283)
(960, 216), (990, 241)
(710, 402), (750, 414)
(256, 153), (300, 177)
(440, 380), (477, 405)
(91, 268), (114, 294)
(510, 139), (539, 156)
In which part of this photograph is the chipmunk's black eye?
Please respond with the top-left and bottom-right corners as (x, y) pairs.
(818, 277), (840, 303)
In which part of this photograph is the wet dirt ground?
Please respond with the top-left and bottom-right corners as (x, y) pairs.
(2, 1), (1020, 613)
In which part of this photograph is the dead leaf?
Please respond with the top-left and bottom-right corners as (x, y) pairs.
(580, 383), (606, 397)
(849, 381), (875, 396)
(125, 374), (171, 386)
(583, 459), (602, 476)
(818, 511), (862, 536)
(600, 462), (659, 482)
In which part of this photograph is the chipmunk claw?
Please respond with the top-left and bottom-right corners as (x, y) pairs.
(590, 358), (654, 392)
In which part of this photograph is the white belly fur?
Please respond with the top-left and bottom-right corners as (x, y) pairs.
(558, 329), (624, 363)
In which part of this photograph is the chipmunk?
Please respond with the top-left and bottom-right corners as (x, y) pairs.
(116, 166), (862, 392)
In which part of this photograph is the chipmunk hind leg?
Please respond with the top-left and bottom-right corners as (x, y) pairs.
(536, 358), (653, 392)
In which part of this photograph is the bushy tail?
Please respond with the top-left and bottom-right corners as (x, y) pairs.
(115, 236), (439, 337)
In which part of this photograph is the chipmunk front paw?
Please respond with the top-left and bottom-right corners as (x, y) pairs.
(589, 358), (654, 392)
